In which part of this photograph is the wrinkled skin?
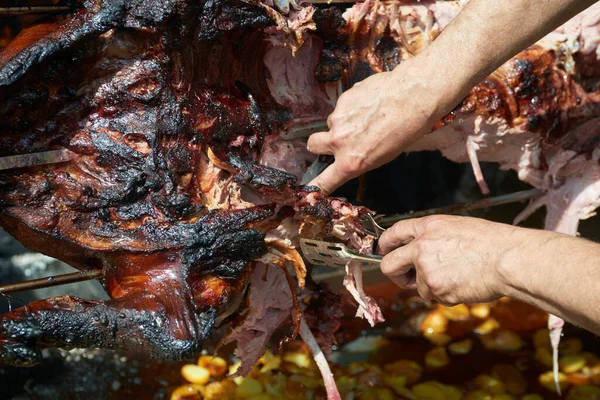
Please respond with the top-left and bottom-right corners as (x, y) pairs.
(307, 60), (440, 195)
(377, 215), (516, 303)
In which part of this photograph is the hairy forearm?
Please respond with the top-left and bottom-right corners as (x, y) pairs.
(407, 0), (598, 118)
(499, 230), (600, 334)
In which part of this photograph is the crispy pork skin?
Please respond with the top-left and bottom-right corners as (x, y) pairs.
(0, 0), (374, 372)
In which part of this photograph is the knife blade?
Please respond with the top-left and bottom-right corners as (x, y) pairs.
(301, 154), (334, 185)
(283, 120), (329, 140)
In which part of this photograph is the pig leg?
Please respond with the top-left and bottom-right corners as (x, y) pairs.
(0, 293), (214, 367)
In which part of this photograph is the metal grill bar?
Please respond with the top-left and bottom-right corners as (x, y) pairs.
(377, 188), (544, 227)
(0, 149), (74, 171)
(0, 270), (103, 294)
(0, 6), (72, 16)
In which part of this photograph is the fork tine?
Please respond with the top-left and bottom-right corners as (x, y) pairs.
(360, 214), (386, 238)
(299, 239), (348, 269)
(299, 239), (382, 269)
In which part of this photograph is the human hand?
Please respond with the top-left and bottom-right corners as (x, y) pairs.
(306, 56), (451, 195)
(376, 215), (525, 305)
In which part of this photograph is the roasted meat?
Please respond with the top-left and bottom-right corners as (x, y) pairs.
(0, 0), (369, 382)
(1, 0), (600, 399)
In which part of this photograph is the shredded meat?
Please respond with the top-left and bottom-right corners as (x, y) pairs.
(220, 262), (294, 377)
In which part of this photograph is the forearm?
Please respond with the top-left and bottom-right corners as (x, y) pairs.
(405, 0), (598, 119)
(499, 230), (600, 334)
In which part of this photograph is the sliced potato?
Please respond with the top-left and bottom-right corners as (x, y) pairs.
(198, 355), (228, 377)
(449, 339), (474, 355)
(440, 304), (471, 321)
(425, 347), (450, 368)
(539, 371), (569, 393)
(473, 374), (506, 394)
(171, 384), (204, 400)
(560, 355), (587, 374)
(181, 364), (211, 385)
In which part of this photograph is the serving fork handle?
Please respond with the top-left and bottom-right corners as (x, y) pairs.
(345, 249), (383, 265)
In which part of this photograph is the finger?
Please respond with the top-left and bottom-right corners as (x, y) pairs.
(387, 268), (417, 290)
(377, 219), (422, 255)
(307, 131), (334, 155)
(307, 162), (351, 196)
(380, 243), (418, 289)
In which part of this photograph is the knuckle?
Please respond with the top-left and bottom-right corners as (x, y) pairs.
(417, 285), (434, 301)
(387, 224), (402, 242)
(438, 297), (457, 307)
(422, 273), (442, 294)
(413, 239), (430, 261)
(415, 253), (428, 269)
(328, 112), (342, 127)
(419, 215), (445, 231)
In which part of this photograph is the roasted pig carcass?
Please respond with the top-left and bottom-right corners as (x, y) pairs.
(0, 2), (380, 399)
(2, 0), (600, 398)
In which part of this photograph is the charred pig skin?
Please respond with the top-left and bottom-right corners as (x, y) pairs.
(0, 0), (374, 370)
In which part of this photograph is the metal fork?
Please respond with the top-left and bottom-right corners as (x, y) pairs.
(299, 238), (382, 270)
(360, 213), (386, 238)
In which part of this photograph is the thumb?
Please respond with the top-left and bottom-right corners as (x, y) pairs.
(307, 162), (350, 196)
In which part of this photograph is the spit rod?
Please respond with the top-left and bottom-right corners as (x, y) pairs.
(377, 188), (544, 227)
(0, 6), (72, 16)
(0, 149), (74, 171)
(0, 270), (103, 294)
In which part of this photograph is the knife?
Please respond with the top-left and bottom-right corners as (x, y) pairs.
(301, 154), (334, 185)
(281, 120), (334, 185)
(283, 120), (329, 141)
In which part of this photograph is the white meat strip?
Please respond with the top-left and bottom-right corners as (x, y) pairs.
(299, 317), (342, 400)
(343, 262), (385, 326)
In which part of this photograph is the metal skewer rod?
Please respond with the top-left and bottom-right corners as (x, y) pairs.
(0, 6), (72, 16)
(309, 0), (364, 3)
(0, 270), (103, 294)
(0, 190), (543, 293)
(376, 188), (544, 227)
(0, 149), (74, 171)
(0, 6), (72, 15)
